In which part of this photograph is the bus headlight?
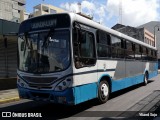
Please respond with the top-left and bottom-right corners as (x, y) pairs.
(54, 78), (72, 91)
(17, 77), (28, 88)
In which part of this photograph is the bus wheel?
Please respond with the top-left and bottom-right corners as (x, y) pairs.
(143, 72), (148, 86)
(98, 81), (109, 104)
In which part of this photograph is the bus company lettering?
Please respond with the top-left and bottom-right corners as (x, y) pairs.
(139, 113), (157, 117)
(11, 112), (42, 117)
(28, 113), (42, 117)
(32, 20), (57, 29)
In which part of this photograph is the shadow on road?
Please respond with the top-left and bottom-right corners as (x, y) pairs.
(0, 80), (155, 119)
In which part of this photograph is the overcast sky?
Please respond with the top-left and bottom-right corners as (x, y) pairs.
(26, 0), (160, 28)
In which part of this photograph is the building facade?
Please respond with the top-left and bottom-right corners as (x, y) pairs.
(138, 21), (160, 60)
(29, 4), (66, 18)
(144, 29), (155, 47)
(0, 0), (26, 23)
(112, 24), (155, 47)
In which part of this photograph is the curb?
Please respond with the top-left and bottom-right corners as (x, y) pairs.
(0, 97), (20, 104)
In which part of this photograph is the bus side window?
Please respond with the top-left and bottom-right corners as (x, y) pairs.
(75, 30), (96, 68)
(120, 39), (125, 58)
(151, 50), (156, 61)
(80, 31), (95, 58)
(73, 28), (96, 68)
(142, 47), (147, 61)
(111, 35), (122, 58)
(73, 28), (79, 57)
(125, 41), (134, 59)
(154, 51), (157, 61)
(135, 44), (141, 60)
(97, 30), (111, 58)
(148, 49), (152, 61)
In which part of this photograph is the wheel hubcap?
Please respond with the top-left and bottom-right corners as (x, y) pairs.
(101, 83), (108, 98)
(145, 75), (147, 84)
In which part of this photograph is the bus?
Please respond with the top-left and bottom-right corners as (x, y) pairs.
(17, 13), (158, 105)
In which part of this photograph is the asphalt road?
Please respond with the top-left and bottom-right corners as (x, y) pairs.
(0, 75), (160, 120)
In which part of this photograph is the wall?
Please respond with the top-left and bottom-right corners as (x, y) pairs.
(0, 19), (19, 78)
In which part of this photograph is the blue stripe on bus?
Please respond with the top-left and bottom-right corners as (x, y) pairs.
(18, 70), (157, 105)
(73, 83), (97, 104)
(111, 74), (144, 92)
(73, 70), (158, 104)
(17, 85), (74, 105)
(111, 71), (158, 92)
(18, 83), (97, 105)
(155, 63), (158, 71)
(149, 71), (158, 79)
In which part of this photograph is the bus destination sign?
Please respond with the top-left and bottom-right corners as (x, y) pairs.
(31, 19), (57, 29)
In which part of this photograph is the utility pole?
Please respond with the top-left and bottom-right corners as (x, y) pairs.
(119, 0), (122, 24)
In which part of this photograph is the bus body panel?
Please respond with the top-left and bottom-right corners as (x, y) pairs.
(97, 59), (158, 92)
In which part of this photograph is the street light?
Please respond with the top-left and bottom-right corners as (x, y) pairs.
(154, 25), (160, 47)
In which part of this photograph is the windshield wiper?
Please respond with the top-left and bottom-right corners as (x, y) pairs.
(23, 32), (29, 56)
(42, 28), (54, 48)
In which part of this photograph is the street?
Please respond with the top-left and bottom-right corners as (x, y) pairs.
(0, 75), (160, 120)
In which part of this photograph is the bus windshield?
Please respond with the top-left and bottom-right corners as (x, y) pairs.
(18, 29), (70, 73)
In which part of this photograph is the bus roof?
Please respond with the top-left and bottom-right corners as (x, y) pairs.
(68, 13), (157, 51)
(22, 13), (156, 50)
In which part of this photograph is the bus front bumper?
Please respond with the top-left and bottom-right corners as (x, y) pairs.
(17, 85), (74, 105)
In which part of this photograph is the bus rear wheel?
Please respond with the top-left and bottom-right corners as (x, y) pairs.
(143, 72), (148, 86)
(98, 81), (110, 104)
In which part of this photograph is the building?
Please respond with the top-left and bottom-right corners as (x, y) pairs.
(144, 29), (155, 47)
(28, 3), (93, 20)
(29, 4), (66, 18)
(20, 10), (29, 22)
(112, 24), (155, 47)
(0, 0), (26, 23)
(138, 21), (160, 68)
(0, 0), (24, 78)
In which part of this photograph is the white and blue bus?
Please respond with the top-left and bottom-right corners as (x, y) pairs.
(17, 13), (158, 105)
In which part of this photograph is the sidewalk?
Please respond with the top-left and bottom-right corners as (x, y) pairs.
(0, 89), (19, 104)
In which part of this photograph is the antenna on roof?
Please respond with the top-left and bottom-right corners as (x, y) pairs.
(77, 2), (81, 13)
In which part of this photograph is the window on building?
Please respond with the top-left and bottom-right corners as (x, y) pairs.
(50, 9), (57, 14)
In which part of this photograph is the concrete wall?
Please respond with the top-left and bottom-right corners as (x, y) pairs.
(0, 19), (19, 78)
(32, 4), (66, 17)
(0, 0), (26, 23)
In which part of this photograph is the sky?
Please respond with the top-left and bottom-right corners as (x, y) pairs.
(26, 0), (160, 28)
